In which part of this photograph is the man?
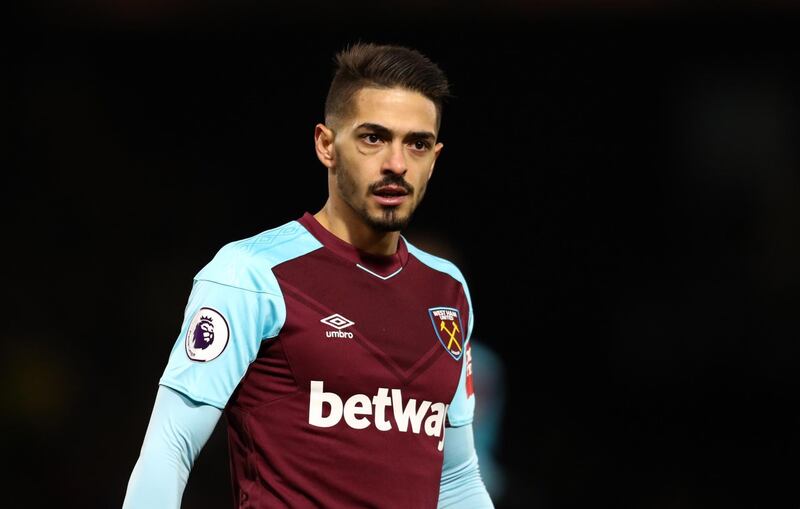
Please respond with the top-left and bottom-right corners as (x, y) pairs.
(123, 42), (494, 508)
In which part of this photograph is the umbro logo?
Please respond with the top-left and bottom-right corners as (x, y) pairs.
(320, 313), (355, 330)
(320, 313), (355, 339)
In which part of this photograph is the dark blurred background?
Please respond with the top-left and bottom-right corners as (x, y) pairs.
(6, 1), (800, 508)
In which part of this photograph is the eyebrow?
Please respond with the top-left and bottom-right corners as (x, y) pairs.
(356, 123), (437, 142)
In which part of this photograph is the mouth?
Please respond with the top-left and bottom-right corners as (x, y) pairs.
(372, 185), (410, 206)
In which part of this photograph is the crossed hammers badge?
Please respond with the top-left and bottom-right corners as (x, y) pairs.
(428, 307), (465, 361)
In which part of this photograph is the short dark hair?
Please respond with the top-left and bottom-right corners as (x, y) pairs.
(324, 42), (451, 131)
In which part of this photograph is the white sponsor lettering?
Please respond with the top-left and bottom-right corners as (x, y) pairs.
(343, 394), (371, 429)
(372, 388), (392, 431)
(391, 389), (430, 433)
(325, 330), (354, 338)
(308, 381), (449, 451)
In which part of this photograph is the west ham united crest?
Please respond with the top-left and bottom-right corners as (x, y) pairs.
(428, 307), (464, 361)
(185, 307), (230, 362)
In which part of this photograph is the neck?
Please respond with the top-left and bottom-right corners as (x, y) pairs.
(314, 201), (401, 256)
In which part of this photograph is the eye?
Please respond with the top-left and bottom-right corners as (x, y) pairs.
(361, 133), (382, 145)
(411, 140), (431, 151)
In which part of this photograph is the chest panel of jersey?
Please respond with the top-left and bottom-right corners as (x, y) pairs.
(225, 245), (469, 508)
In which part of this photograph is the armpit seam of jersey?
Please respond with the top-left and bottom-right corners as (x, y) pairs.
(229, 338), (302, 414)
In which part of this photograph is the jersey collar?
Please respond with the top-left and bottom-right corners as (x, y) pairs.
(298, 212), (409, 279)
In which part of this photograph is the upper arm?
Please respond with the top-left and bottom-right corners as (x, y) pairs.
(159, 279), (282, 409)
(447, 278), (475, 428)
(447, 339), (476, 427)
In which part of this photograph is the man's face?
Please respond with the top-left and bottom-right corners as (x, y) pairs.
(329, 87), (443, 232)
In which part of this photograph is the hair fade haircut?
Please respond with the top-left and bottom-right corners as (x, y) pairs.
(324, 42), (451, 131)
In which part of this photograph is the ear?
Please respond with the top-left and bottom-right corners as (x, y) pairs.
(314, 123), (336, 169)
(427, 142), (444, 180)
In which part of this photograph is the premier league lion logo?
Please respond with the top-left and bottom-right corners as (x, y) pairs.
(193, 315), (215, 349)
(185, 307), (230, 362)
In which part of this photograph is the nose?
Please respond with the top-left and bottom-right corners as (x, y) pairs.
(381, 141), (407, 176)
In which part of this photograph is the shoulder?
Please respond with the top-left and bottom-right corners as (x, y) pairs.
(404, 238), (469, 290)
(194, 219), (322, 292)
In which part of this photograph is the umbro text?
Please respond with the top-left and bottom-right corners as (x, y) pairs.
(325, 330), (354, 338)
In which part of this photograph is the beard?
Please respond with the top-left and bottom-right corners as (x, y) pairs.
(334, 161), (425, 233)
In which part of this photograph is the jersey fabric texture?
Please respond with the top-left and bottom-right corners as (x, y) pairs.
(160, 213), (476, 508)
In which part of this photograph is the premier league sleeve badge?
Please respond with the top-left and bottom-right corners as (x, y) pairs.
(185, 307), (230, 362)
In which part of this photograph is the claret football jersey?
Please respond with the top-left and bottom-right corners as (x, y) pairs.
(160, 212), (476, 508)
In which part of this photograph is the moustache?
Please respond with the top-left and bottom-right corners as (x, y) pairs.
(368, 175), (414, 195)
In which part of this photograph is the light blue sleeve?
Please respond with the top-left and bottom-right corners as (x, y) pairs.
(159, 279), (283, 409)
(438, 423), (494, 508)
(159, 243), (286, 409)
(123, 385), (222, 509)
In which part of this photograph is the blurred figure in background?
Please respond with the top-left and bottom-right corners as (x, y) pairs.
(471, 341), (507, 501)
